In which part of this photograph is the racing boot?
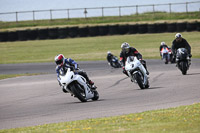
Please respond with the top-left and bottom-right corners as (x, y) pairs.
(89, 80), (97, 90)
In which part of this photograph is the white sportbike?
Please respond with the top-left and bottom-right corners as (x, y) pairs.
(59, 67), (99, 102)
(125, 56), (150, 89)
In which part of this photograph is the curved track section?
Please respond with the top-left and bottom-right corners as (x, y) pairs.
(0, 59), (200, 129)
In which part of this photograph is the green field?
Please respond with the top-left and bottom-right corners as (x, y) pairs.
(0, 11), (199, 31)
(0, 103), (199, 132)
(0, 31), (200, 64)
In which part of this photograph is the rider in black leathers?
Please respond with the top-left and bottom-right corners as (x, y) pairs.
(172, 33), (192, 62)
(107, 51), (114, 66)
(120, 42), (149, 76)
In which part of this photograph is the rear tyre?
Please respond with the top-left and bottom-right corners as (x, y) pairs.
(92, 90), (99, 101)
(134, 73), (145, 89)
(71, 83), (87, 102)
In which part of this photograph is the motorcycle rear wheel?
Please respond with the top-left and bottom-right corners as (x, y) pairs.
(134, 73), (145, 89)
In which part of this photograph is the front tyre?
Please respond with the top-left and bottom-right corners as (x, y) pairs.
(134, 73), (145, 89)
(180, 61), (188, 75)
(92, 90), (99, 101)
(71, 83), (87, 102)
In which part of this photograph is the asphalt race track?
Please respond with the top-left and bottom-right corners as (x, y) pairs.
(0, 59), (200, 129)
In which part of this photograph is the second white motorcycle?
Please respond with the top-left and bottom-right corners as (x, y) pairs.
(125, 56), (150, 89)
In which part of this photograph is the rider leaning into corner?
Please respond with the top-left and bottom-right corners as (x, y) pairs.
(55, 54), (97, 93)
(107, 51), (114, 66)
(172, 33), (192, 62)
(119, 42), (149, 76)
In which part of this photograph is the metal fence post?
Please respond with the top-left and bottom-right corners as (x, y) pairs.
(169, 3), (172, 13)
(186, 2), (188, 13)
(102, 7), (104, 18)
(136, 5), (138, 15)
(119, 6), (121, 17)
(84, 8), (87, 18)
(153, 4), (155, 13)
(67, 9), (70, 20)
(33, 11), (35, 21)
(16, 12), (18, 22)
(50, 9), (52, 20)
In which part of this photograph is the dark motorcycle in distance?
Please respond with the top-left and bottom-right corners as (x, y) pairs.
(176, 48), (191, 75)
(108, 56), (122, 68)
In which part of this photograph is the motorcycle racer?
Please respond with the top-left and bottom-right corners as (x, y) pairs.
(107, 51), (114, 66)
(55, 54), (97, 92)
(120, 42), (149, 76)
(159, 42), (169, 56)
(172, 33), (192, 62)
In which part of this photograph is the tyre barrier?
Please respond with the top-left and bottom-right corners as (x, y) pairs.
(28, 29), (38, 40)
(38, 29), (49, 40)
(8, 31), (18, 41)
(0, 31), (8, 42)
(18, 30), (28, 41)
(186, 22), (197, 32)
(68, 26), (78, 38)
(129, 24), (138, 34)
(118, 24), (129, 35)
(197, 22), (200, 31)
(0, 22), (199, 42)
(48, 28), (58, 39)
(89, 26), (99, 36)
(176, 22), (187, 32)
(98, 25), (109, 35)
(138, 24), (148, 34)
(167, 23), (176, 32)
(148, 24), (157, 33)
(156, 23), (167, 33)
(58, 27), (68, 39)
(109, 25), (119, 35)
(79, 26), (89, 37)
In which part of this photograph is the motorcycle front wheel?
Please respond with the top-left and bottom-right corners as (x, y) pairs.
(92, 90), (99, 101)
(71, 83), (87, 102)
(180, 61), (188, 75)
(133, 72), (145, 89)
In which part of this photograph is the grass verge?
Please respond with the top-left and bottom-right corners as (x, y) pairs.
(0, 32), (200, 64)
(0, 103), (199, 132)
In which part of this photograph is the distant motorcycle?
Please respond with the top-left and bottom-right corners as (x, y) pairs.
(160, 46), (171, 64)
(59, 67), (99, 102)
(176, 48), (191, 75)
(125, 56), (149, 89)
(108, 56), (121, 68)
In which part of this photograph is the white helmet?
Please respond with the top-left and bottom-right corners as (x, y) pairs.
(107, 51), (111, 54)
(121, 42), (130, 53)
(175, 33), (182, 38)
(161, 42), (166, 46)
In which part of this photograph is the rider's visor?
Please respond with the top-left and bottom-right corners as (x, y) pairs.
(56, 60), (63, 65)
(122, 48), (129, 53)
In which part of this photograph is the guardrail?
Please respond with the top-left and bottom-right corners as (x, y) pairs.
(0, 1), (200, 22)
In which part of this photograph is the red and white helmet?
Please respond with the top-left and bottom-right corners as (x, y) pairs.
(55, 54), (65, 66)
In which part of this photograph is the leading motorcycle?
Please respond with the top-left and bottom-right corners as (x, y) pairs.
(125, 56), (149, 89)
(59, 67), (99, 102)
(176, 48), (191, 75)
